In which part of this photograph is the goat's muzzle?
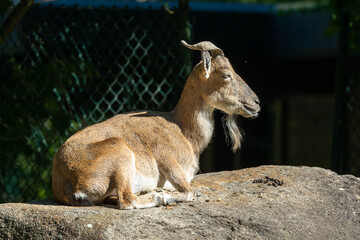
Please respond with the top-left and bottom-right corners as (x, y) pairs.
(241, 99), (261, 119)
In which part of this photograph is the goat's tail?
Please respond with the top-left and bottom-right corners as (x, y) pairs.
(52, 164), (94, 206)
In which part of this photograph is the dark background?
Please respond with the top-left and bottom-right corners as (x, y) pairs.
(192, 8), (338, 173)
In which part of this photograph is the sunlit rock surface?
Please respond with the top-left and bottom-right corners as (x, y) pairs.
(0, 165), (359, 239)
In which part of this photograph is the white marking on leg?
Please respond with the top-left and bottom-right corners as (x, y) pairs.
(131, 200), (159, 209)
(74, 191), (88, 200)
(132, 172), (159, 194)
(155, 192), (176, 205)
(120, 204), (134, 210)
(163, 181), (176, 191)
(185, 192), (194, 202)
(131, 156), (159, 194)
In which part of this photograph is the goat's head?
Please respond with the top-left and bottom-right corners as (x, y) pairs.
(181, 40), (260, 151)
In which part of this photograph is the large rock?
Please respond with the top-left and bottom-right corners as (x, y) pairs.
(0, 166), (359, 239)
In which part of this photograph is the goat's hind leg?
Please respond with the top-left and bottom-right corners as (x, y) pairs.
(112, 148), (172, 209)
(114, 171), (167, 210)
(114, 169), (176, 209)
(104, 145), (182, 209)
(158, 158), (194, 203)
(111, 148), (142, 210)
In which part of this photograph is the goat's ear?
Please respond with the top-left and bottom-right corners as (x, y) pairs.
(201, 51), (211, 79)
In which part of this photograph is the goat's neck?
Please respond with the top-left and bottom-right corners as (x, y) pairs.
(171, 76), (214, 156)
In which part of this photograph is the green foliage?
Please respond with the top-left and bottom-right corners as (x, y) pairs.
(0, 57), (99, 202)
(329, 0), (360, 52)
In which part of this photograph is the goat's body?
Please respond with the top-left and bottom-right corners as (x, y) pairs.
(53, 111), (199, 208)
(52, 41), (260, 209)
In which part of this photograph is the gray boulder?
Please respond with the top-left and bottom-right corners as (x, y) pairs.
(0, 165), (359, 239)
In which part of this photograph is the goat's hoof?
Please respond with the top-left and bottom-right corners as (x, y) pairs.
(118, 202), (135, 210)
(155, 192), (175, 206)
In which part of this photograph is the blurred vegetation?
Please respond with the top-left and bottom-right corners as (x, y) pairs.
(329, 0), (360, 51)
(0, 2), (101, 202)
(0, 57), (99, 201)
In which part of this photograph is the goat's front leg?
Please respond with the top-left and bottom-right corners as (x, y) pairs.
(157, 158), (194, 202)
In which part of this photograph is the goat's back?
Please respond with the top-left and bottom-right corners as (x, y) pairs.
(63, 111), (195, 161)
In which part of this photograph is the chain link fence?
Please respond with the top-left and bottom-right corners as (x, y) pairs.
(0, 2), (192, 203)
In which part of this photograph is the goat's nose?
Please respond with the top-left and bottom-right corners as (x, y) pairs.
(254, 98), (260, 105)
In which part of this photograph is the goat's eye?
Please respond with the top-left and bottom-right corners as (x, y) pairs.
(222, 74), (232, 81)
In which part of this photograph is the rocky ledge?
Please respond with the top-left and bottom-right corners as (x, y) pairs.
(0, 165), (359, 240)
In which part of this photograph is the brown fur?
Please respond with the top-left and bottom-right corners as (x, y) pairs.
(52, 41), (260, 209)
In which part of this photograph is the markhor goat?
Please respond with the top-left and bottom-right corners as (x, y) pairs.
(52, 40), (260, 209)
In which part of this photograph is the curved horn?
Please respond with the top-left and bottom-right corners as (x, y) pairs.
(181, 40), (224, 57)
